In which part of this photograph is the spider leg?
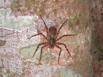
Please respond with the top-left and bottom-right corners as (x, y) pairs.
(39, 15), (48, 34)
(55, 45), (62, 64)
(28, 33), (47, 40)
(32, 42), (46, 58)
(57, 19), (68, 36)
(57, 42), (71, 57)
(56, 34), (76, 41)
(39, 44), (47, 64)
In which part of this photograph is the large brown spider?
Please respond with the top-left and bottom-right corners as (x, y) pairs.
(28, 16), (76, 64)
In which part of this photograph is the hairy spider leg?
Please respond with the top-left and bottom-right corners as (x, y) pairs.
(32, 42), (46, 57)
(28, 33), (48, 40)
(55, 45), (62, 64)
(57, 42), (71, 57)
(56, 34), (76, 41)
(39, 15), (48, 34)
(57, 19), (68, 36)
(39, 44), (48, 64)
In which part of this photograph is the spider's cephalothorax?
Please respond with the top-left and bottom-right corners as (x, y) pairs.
(48, 26), (57, 48)
(28, 16), (76, 64)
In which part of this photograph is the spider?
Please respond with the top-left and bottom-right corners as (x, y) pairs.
(28, 16), (76, 64)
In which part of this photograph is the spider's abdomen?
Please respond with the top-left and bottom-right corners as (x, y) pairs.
(48, 26), (57, 48)
(49, 35), (56, 48)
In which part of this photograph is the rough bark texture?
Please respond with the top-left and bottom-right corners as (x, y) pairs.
(90, 0), (103, 77)
(0, 0), (97, 77)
